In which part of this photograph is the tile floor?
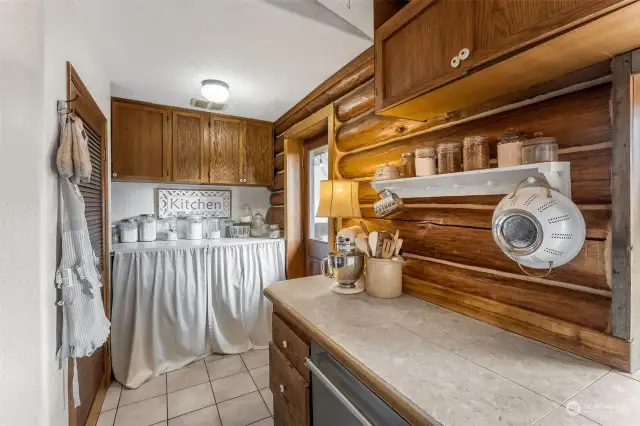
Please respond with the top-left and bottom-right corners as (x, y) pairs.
(98, 350), (273, 426)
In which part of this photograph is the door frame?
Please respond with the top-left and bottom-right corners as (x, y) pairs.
(282, 104), (337, 279)
(66, 62), (110, 426)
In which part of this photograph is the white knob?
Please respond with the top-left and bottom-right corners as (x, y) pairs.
(459, 48), (470, 60)
(282, 340), (288, 349)
(450, 56), (460, 68)
(279, 384), (285, 393)
(112, 173), (117, 177)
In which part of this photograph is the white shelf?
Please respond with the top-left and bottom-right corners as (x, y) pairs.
(370, 162), (571, 199)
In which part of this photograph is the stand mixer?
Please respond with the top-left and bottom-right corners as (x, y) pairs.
(321, 226), (365, 294)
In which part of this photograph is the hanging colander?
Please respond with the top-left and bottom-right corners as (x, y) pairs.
(492, 177), (586, 276)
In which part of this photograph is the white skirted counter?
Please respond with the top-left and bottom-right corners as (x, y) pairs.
(110, 238), (285, 388)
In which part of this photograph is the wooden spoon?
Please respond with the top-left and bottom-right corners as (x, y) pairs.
(360, 221), (370, 236)
(368, 231), (379, 258)
(394, 239), (403, 255)
(381, 239), (395, 259)
(394, 229), (400, 242)
(355, 235), (371, 257)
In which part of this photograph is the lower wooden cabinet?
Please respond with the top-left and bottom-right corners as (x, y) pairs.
(272, 314), (310, 382)
(269, 342), (309, 426)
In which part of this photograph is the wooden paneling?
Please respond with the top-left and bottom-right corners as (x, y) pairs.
(270, 191), (284, 207)
(269, 343), (309, 425)
(172, 109), (206, 183)
(111, 99), (171, 181)
(244, 121), (274, 185)
(284, 139), (305, 279)
(266, 207), (285, 230)
(269, 172), (284, 192)
(335, 78), (375, 122)
(209, 116), (242, 185)
(403, 257), (610, 331)
(345, 218), (609, 291)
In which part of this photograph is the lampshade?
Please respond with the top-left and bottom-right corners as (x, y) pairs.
(316, 180), (361, 218)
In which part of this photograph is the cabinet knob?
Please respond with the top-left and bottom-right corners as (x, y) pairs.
(282, 340), (288, 349)
(279, 384), (285, 393)
(458, 48), (470, 60)
(112, 173), (117, 178)
(450, 56), (461, 68)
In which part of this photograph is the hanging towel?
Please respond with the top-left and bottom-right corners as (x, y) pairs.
(55, 111), (110, 407)
(56, 114), (92, 183)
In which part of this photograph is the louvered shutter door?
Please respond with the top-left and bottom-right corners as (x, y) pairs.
(78, 123), (104, 272)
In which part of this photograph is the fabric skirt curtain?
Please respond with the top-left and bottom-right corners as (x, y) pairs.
(111, 240), (285, 388)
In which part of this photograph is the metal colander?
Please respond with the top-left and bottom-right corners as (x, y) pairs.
(500, 214), (539, 249)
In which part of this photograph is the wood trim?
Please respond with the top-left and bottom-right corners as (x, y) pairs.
(611, 54), (633, 339)
(284, 138), (305, 279)
(283, 104), (334, 139)
(84, 377), (108, 426)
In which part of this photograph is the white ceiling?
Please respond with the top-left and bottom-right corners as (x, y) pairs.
(78, 0), (373, 121)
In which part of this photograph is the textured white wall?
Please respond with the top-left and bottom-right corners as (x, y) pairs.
(111, 182), (271, 224)
(0, 0), (110, 425)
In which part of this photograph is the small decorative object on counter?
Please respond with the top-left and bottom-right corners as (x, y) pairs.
(157, 217), (177, 241)
(374, 164), (401, 181)
(186, 215), (203, 240)
(119, 219), (138, 243)
(138, 214), (157, 242)
(240, 204), (253, 224)
(229, 224), (250, 238)
(462, 135), (490, 171)
(221, 219), (235, 238)
(400, 152), (416, 178)
(437, 141), (462, 174)
(497, 129), (526, 167)
(268, 224), (281, 239)
(204, 218), (221, 239)
(366, 257), (402, 299)
(111, 225), (120, 244)
(415, 147), (437, 176)
(522, 133), (558, 164)
(373, 189), (405, 218)
(250, 213), (268, 237)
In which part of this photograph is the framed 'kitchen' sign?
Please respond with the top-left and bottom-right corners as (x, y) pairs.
(158, 189), (231, 218)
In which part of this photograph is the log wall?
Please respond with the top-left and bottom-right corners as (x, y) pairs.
(268, 51), (617, 341)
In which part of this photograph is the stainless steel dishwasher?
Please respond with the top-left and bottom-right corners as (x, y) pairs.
(306, 341), (433, 426)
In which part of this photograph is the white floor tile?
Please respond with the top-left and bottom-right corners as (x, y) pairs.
(97, 409), (116, 426)
(120, 375), (167, 407)
(168, 362), (210, 393)
(211, 372), (257, 403)
(151, 423), (168, 426)
(249, 366), (269, 389)
(535, 407), (600, 425)
(241, 350), (269, 370)
(248, 418), (273, 426)
(259, 389), (273, 415)
(110, 381), (123, 389)
(217, 392), (270, 426)
(168, 405), (222, 426)
(206, 356), (247, 381)
(205, 353), (234, 363)
(168, 382), (216, 419)
(115, 395), (167, 426)
(102, 386), (122, 412)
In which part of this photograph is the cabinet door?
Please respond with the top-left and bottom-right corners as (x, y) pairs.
(111, 100), (171, 181)
(172, 109), (207, 183)
(243, 121), (274, 186)
(209, 116), (242, 184)
(375, 0), (475, 111)
(469, 0), (628, 70)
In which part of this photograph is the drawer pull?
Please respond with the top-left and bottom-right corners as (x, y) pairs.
(450, 56), (461, 68)
(279, 384), (285, 393)
(459, 47), (470, 60)
(282, 340), (288, 349)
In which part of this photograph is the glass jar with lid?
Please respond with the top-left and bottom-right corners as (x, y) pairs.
(119, 219), (138, 243)
(462, 135), (490, 172)
(437, 142), (462, 174)
(157, 217), (178, 240)
(522, 134), (558, 164)
(497, 129), (527, 167)
(138, 214), (157, 242)
(204, 218), (221, 239)
(241, 205), (253, 224)
(186, 215), (203, 240)
(415, 147), (437, 176)
(400, 152), (416, 178)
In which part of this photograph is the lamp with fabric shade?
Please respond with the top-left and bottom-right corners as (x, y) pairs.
(316, 180), (361, 218)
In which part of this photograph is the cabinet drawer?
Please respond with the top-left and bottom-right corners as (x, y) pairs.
(272, 313), (310, 382)
(269, 342), (309, 426)
(273, 395), (299, 426)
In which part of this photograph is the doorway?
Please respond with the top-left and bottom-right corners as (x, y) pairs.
(305, 136), (329, 275)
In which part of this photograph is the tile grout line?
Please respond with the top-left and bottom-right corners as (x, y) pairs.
(239, 352), (272, 422)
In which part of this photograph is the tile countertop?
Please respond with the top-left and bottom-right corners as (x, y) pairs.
(111, 237), (283, 253)
(264, 275), (640, 426)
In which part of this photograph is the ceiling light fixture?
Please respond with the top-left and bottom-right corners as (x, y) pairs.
(201, 79), (230, 103)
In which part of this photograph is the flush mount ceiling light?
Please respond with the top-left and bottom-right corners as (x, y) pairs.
(201, 79), (230, 103)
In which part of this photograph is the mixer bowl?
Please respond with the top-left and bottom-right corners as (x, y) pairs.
(322, 250), (365, 286)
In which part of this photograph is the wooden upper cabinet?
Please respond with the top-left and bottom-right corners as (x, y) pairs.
(375, 0), (475, 111)
(243, 122), (274, 186)
(172, 109), (207, 183)
(111, 100), (171, 181)
(209, 116), (242, 185)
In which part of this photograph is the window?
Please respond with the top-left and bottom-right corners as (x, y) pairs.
(308, 145), (328, 242)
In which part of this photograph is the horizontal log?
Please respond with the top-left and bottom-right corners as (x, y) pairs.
(275, 47), (374, 135)
(274, 152), (284, 172)
(336, 110), (429, 153)
(403, 276), (629, 371)
(270, 191), (284, 207)
(269, 172), (284, 192)
(266, 207), (285, 230)
(274, 135), (284, 155)
(359, 206), (610, 240)
(339, 84), (611, 179)
(335, 79), (374, 122)
(294, 119), (328, 141)
(344, 218), (609, 291)
(403, 257), (610, 331)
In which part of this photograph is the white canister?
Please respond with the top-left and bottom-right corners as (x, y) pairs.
(119, 219), (139, 243)
(138, 214), (157, 242)
(186, 215), (203, 240)
(415, 147), (437, 176)
(365, 258), (402, 299)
